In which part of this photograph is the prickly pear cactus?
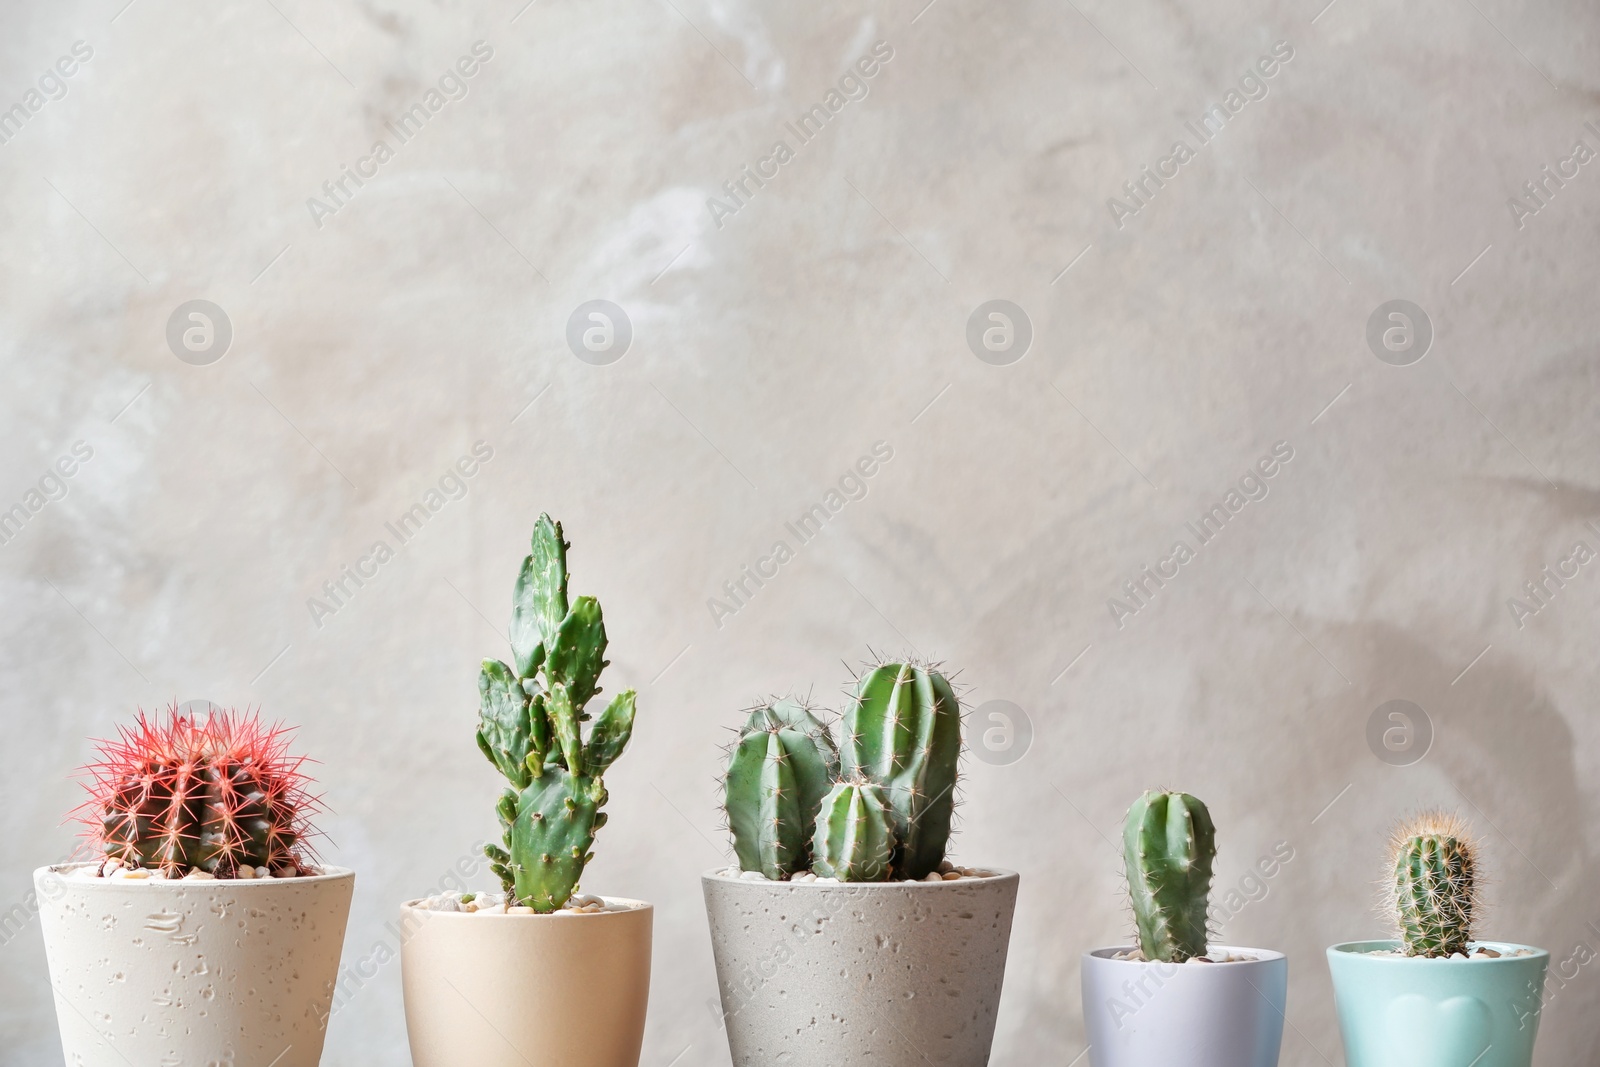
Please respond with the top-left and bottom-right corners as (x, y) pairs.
(79, 707), (318, 877)
(1390, 811), (1479, 958)
(478, 515), (638, 912)
(840, 662), (962, 880)
(811, 779), (896, 882)
(1124, 790), (1216, 962)
(724, 699), (839, 879)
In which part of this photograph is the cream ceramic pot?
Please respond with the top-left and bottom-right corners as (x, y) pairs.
(35, 863), (354, 1067)
(400, 897), (653, 1067)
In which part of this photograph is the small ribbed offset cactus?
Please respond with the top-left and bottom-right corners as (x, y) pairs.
(723, 699), (839, 879)
(1390, 811), (1479, 958)
(811, 779), (896, 882)
(1124, 790), (1216, 963)
(478, 515), (638, 912)
(76, 707), (318, 877)
(840, 662), (962, 880)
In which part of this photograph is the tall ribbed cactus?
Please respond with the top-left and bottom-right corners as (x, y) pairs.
(478, 515), (638, 912)
(840, 662), (962, 880)
(1124, 790), (1216, 963)
(1390, 811), (1479, 958)
(811, 780), (896, 882)
(723, 699), (839, 879)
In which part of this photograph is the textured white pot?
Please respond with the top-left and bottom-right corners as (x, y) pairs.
(1081, 945), (1287, 1067)
(400, 897), (652, 1067)
(35, 863), (354, 1067)
(702, 868), (1020, 1067)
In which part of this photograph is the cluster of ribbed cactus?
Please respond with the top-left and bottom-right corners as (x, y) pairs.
(1389, 810), (1479, 958)
(478, 515), (638, 912)
(1123, 790), (1216, 962)
(723, 661), (962, 882)
(75, 707), (318, 877)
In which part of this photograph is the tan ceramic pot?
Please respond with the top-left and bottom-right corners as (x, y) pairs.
(400, 897), (652, 1067)
(35, 863), (354, 1067)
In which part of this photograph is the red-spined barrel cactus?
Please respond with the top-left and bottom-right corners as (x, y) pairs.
(74, 706), (320, 877)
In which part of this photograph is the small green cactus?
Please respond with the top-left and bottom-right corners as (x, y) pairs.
(1124, 790), (1216, 963)
(1390, 811), (1479, 958)
(840, 662), (962, 880)
(478, 515), (638, 912)
(723, 699), (839, 879)
(811, 779), (896, 882)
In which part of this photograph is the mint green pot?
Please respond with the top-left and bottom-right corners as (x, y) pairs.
(1326, 941), (1548, 1067)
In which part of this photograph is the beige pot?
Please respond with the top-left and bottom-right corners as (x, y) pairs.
(35, 863), (354, 1067)
(400, 897), (653, 1067)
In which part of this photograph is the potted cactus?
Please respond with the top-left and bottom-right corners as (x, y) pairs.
(1080, 790), (1288, 1067)
(702, 661), (1020, 1067)
(1326, 811), (1549, 1067)
(400, 515), (651, 1067)
(35, 707), (352, 1067)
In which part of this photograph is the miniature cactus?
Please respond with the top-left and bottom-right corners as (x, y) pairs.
(811, 780), (896, 882)
(478, 515), (638, 912)
(840, 662), (961, 880)
(1124, 790), (1216, 963)
(74, 707), (319, 877)
(1390, 811), (1479, 958)
(723, 699), (839, 879)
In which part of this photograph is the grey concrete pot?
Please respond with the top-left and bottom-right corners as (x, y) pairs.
(702, 867), (1019, 1067)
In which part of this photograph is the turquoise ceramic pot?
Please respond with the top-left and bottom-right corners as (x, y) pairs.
(1326, 941), (1548, 1067)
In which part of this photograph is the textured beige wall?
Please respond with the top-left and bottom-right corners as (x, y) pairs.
(3, 0), (1599, 1064)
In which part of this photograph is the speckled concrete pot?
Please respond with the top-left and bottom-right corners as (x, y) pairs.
(400, 897), (652, 1067)
(702, 868), (1019, 1067)
(35, 863), (354, 1067)
(1080, 945), (1287, 1067)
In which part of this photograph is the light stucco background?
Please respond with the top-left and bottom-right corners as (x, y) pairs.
(2, 0), (1598, 1064)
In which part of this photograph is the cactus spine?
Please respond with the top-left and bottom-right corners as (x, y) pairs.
(1124, 790), (1216, 963)
(1390, 811), (1479, 958)
(478, 515), (638, 912)
(723, 699), (839, 879)
(77, 707), (318, 877)
(840, 662), (962, 880)
(811, 780), (896, 882)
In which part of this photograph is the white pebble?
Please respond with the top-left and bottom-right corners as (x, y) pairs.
(815, 876), (839, 884)
(922, 873), (942, 882)
(508, 905), (534, 914)
(112, 867), (150, 880)
(739, 870), (768, 881)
